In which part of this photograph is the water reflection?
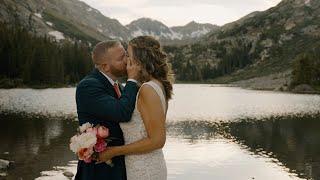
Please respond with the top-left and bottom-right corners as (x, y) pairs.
(1, 85), (320, 179)
(169, 85), (320, 121)
(0, 113), (77, 179)
(168, 114), (320, 179)
(1, 112), (319, 179)
(167, 121), (224, 141)
(1, 85), (320, 121)
(226, 114), (320, 180)
(165, 137), (301, 180)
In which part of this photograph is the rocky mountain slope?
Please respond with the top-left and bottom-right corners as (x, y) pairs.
(172, 21), (219, 39)
(0, 0), (216, 45)
(165, 0), (320, 84)
(127, 18), (218, 44)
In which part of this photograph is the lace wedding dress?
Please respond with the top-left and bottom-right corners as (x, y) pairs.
(120, 81), (167, 180)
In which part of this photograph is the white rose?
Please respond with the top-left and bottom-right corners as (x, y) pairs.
(79, 122), (93, 133)
(70, 135), (81, 153)
(78, 132), (97, 149)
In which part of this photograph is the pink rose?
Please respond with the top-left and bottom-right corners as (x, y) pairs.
(97, 126), (109, 139)
(94, 138), (107, 152)
(78, 147), (94, 162)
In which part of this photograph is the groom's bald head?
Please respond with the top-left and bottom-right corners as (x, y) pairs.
(92, 40), (121, 65)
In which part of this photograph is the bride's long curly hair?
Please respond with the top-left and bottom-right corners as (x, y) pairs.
(129, 36), (174, 101)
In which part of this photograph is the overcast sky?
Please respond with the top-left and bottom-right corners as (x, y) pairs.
(80, 0), (282, 27)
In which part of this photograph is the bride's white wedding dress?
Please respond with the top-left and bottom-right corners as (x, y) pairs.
(120, 81), (167, 180)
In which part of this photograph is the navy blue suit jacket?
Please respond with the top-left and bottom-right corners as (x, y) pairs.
(75, 68), (138, 180)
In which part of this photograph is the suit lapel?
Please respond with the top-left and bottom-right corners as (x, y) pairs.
(92, 68), (117, 97)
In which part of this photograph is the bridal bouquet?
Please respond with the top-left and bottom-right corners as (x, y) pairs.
(69, 122), (111, 164)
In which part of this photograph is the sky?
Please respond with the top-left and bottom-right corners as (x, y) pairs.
(80, 0), (282, 27)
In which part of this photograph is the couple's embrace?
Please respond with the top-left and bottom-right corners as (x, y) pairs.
(75, 36), (173, 180)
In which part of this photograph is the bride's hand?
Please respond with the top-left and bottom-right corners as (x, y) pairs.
(97, 147), (117, 164)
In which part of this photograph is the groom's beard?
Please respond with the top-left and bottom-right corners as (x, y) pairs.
(110, 66), (127, 78)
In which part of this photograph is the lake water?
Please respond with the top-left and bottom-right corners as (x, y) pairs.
(0, 84), (320, 180)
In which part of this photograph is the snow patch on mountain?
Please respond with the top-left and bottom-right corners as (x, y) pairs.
(304, 0), (311, 6)
(190, 27), (211, 38)
(34, 13), (42, 18)
(131, 28), (144, 37)
(109, 35), (123, 40)
(97, 28), (103, 33)
(46, 21), (53, 26)
(170, 31), (183, 40)
(48, 31), (65, 41)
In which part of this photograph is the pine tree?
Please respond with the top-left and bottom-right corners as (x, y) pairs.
(292, 53), (313, 86)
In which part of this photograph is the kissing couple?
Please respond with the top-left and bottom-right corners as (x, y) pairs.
(75, 36), (174, 180)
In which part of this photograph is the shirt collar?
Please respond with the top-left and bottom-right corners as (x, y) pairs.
(99, 70), (117, 86)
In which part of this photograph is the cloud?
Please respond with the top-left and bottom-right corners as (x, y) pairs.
(80, 0), (281, 26)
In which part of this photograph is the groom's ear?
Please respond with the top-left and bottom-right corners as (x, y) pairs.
(100, 62), (110, 72)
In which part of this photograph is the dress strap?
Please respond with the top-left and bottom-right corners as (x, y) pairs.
(136, 81), (167, 114)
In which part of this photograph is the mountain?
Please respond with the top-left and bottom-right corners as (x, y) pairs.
(165, 0), (320, 86)
(40, 0), (131, 41)
(3, 0), (317, 89)
(126, 18), (218, 45)
(0, 0), (131, 43)
(127, 18), (180, 40)
(171, 21), (219, 39)
(126, 18), (218, 40)
(0, 0), (217, 45)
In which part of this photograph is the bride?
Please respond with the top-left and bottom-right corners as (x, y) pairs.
(99, 36), (174, 180)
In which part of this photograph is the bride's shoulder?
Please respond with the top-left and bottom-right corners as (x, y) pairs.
(138, 82), (160, 100)
(137, 81), (167, 113)
(139, 82), (155, 94)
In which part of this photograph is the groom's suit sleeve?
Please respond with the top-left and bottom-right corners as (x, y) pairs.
(76, 78), (138, 123)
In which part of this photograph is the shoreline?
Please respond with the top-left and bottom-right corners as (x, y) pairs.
(1, 79), (319, 95)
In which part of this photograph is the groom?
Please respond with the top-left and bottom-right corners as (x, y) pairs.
(75, 40), (140, 180)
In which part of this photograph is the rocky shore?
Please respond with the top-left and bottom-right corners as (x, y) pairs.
(230, 71), (320, 94)
(0, 158), (12, 178)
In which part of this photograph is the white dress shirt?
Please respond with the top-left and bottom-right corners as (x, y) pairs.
(99, 70), (137, 86)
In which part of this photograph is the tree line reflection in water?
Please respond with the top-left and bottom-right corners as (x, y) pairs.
(0, 113), (78, 179)
(1, 112), (320, 179)
(168, 114), (320, 179)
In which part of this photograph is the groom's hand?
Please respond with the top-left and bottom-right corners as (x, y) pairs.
(127, 57), (140, 81)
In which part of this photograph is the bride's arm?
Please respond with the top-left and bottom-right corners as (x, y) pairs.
(99, 84), (166, 160)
